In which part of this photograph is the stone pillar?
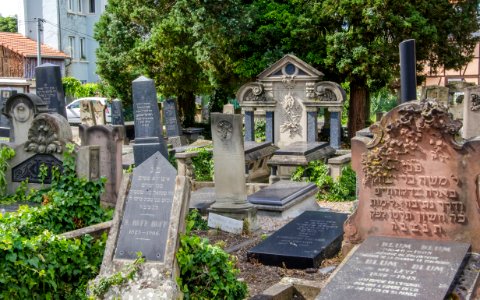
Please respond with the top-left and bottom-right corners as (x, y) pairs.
(76, 145), (100, 181)
(244, 108), (255, 142)
(306, 107), (318, 143)
(175, 151), (197, 181)
(329, 108), (342, 150)
(132, 76), (168, 165)
(111, 99), (125, 125)
(35, 63), (67, 118)
(209, 113), (257, 225)
(265, 110), (274, 143)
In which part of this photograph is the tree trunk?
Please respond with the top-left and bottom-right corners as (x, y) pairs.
(178, 91), (196, 127)
(347, 82), (369, 139)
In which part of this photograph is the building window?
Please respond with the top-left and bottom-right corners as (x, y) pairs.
(89, 0), (95, 13)
(68, 36), (75, 58)
(80, 38), (86, 60)
(68, 0), (74, 11)
(78, 0), (83, 13)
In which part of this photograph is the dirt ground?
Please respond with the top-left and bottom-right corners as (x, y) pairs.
(196, 200), (355, 298)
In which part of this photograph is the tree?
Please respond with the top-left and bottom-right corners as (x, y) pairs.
(0, 16), (17, 32)
(95, 0), (246, 126)
(316, 0), (479, 137)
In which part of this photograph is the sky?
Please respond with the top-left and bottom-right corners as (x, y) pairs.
(0, 0), (20, 17)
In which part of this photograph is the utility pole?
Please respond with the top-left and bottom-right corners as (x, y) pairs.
(36, 18), (44, 66)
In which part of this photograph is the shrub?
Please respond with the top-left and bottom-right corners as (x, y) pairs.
(186, 209), (208, 231)
(292, 161), (356, 202)
(189, 147), (214, 181)
(176, 222), (247, 300)
(254, 119), (266, 142)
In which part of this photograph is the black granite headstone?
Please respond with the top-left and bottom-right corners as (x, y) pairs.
(317, 236), (470, 300)
(248, 211), (348, 268)
(12, 154), (63, 184)
(35, 63), (67, 118)
(111, 99), (125, 125)
(115, 152), (177, 261)
(163, 98), (182, 137)
(132, 76), (168, 164)
(248, 181), (317, 206)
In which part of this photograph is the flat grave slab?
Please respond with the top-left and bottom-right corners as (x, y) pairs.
(248, 211), (347, 268)
(274, 141), (330, 156)
(248, 180), (317, 206)
(317, 236), (470, 300)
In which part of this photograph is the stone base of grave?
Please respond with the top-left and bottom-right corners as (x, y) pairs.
(248, 181), (321, 219)
(90, 265), (181, 300)
(208, 202), (259, 232)
(268, 142), (335, 183)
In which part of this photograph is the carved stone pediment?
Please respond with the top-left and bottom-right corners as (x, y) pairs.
(257, 54), (324, 81)
(24, 113), (73, 154)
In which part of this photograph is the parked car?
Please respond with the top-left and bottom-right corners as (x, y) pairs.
(66, 97), (111, 124)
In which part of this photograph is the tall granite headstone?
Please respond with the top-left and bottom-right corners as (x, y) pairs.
(163, 98), (187, 147)
(97, 152), (190, 298)
(208, 113), (257, 227)
(110, 99), (124, 125)
(132, 76), (168, 165)
(35, 63), (67, 118)
(344, 99), (480, 252)
(318, 236), (470, 300)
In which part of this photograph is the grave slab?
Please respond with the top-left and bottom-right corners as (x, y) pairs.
(248, 211), (348, 269)
(249, 181), (317, 206)
(317, 236), (470, 300)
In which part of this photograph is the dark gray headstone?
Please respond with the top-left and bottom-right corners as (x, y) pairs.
(0, 89), (15, 129)
(115, 152), (177, 261)
(12, 154), (63, 183)
(318, 236), (470, 300)
(35, 63), (67, 118)
(248, 211), (348, 268)
(163, 99), (182, 137)
(132, 76), (168, 164)
(111, 99), (124, 125)
(248, 181), (317, 206)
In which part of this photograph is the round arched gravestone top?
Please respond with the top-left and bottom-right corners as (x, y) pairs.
(4, 93), (49, 118)
(24, 113), (73, 154)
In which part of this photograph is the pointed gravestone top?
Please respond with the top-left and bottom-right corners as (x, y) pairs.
(115, 151), (177, 261)
(133, 75), (152, 82)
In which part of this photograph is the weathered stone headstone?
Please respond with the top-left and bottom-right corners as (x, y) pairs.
(420, 85), (449, 106)
(222, 103), (235, 114)
(248, 211), (347, 269)
(132, 76), (168, 165)
(110, 99), (124, 125)
(97, 152), (190, 298)
(79, 125), (124, 207)
(76, 145), (100, 181)
(345, 99), (480, 252)
(462, 85), (480, 139)
(80, 100), (106, 126)
(35, 63), (67, 118)
(208, 113), (257, 228)
(3, 93), (49, 144)
(6, 112), (72, 194)
(318, 236), (470, 300)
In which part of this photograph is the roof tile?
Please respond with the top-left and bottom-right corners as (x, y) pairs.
(0, 32), (68, 59)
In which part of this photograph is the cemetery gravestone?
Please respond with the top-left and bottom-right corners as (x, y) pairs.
(98, 152), (190, 298)
(318, 236), (470, 300)
(35, 63), (67, 118)
(163, 98), (187, 147)
(80, 100), (106, 126)
(208, 113), (257, 227)
(248, 211), (347, 268)
(110, 99), (124, 125)
(79, 125), (124, 207)
(345, 99), (480, 252)
(462, 86), (480, 139)
(0, 89), (14, 133)
(132, 76), (168, 165)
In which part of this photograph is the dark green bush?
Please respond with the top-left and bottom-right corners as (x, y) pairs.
(176, 222), (247, 299)
(190, 147), (214, 181)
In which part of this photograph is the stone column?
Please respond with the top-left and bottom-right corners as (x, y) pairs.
(132, 76), (168, 165)
(306, 107), (318, 143)
(244, 108), (255, 142)
(209, 113), (257, 225)
(35, 63), (67, 118)
(329, 107), (342, 150)
(265, 110), (275, 143)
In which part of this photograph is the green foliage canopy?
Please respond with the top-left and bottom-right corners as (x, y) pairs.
(0, 16), (17, 33)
